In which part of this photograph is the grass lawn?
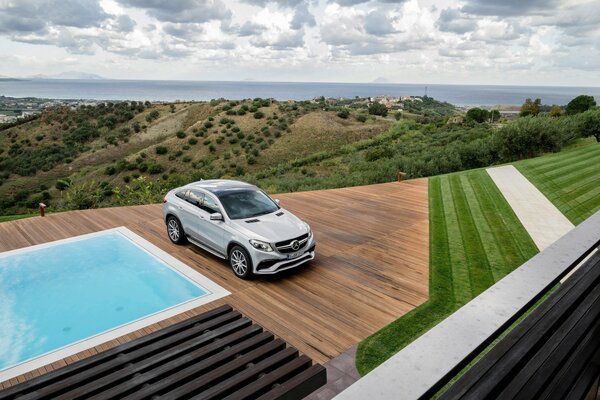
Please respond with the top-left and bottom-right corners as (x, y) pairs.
(516, 139), (600, 225)
(355, 169), (539, 375)
(0, 214), (35, 223)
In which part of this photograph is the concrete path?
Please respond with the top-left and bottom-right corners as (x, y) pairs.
(486, 165), (574, 251)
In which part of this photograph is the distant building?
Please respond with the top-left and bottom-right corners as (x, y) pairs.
(447, 115), (465, 125)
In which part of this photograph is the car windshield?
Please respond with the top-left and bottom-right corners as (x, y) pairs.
(218, 189), (279, 220)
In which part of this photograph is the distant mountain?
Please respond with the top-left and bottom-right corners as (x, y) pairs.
(29, 71), (106, 80)
(371, 77), (393, 84)
(0, 75), (22, 81)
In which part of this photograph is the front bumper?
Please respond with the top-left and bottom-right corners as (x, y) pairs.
(253, 243), (316, 274)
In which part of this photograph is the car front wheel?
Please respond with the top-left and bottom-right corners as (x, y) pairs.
(166, 216), (186, 244)
(229, 245), (253, 279)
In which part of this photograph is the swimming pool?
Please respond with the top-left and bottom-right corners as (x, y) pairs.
(0, 227), (229, 381)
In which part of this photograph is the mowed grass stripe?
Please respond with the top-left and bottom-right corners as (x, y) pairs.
(449, 173), (494, 297)
(517, 140), (600, 225)
(356, 171), (537, 375)
(523, 144), (599, 172)
(459, 174), (505, 282)
(548, 161), (600, 185)
(440, 176), (472, 305)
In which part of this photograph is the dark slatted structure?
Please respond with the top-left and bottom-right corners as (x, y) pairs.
(0, 305), (326, 400)
(441, 251), (600, 400)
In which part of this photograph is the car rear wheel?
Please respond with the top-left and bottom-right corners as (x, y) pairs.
(229, 245), (253, 279)
(166, 216), (186, 244)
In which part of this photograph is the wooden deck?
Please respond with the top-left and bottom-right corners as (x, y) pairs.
(0, 179), (429, 389)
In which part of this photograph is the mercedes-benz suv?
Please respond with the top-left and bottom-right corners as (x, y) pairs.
(162, 180), (316, 279)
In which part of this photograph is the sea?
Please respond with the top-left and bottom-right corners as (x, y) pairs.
(1, 79), (599, 106)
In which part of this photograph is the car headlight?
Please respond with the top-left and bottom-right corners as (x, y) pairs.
(306, 225), (312, 238)
(249, 239), (273, 252)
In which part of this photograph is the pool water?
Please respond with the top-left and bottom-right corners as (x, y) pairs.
(0, 231), (210, 371)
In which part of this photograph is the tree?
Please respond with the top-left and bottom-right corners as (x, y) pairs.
(549, 105), (562, 117)
(566, 95), (596, 115)
(466, 108), (490, 123)
(520, 98), (541, 117)
(489, 109), (501, 122)
(577, 109), (600, 142)
(368, 102), (388, 117)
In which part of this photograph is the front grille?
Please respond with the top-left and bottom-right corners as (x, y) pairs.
(275, 233), (309, 254)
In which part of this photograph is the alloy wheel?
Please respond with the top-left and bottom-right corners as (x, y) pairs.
(231, 249), (248, 276)
(167, 219), (180, 242)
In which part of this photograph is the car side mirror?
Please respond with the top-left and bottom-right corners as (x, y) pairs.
(210, 212), (224, 221)
(274, 199), (280, 206)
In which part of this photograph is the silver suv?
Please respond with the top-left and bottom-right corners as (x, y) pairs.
(162, 180), (316, 279)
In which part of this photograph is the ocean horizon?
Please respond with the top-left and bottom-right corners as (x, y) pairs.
(1, 78), (600, 106)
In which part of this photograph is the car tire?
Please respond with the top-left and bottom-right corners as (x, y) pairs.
(229, 245), (253, 279)
(166, 216), (187, 244)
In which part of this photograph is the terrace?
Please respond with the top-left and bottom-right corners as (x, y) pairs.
(0, 179), (430, 393)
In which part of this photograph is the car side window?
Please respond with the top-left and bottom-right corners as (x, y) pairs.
(201, 194), (220, 215)
(175, 190), (188, 200)
(187, 190), (204, 208)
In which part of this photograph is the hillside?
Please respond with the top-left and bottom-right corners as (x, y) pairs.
(1, 96), (597, 216)
(0, 98), (391, 214)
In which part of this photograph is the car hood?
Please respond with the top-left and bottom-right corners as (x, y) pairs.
(229, 209), (309, 243)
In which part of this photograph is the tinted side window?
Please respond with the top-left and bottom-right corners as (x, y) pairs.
(201, 195), (220, 214)
(187, 190), (204, 207)
(175, 190), (188, 200)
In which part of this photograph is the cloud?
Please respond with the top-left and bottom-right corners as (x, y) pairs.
(241, 0), (307, 7)
(329, 0), (409, 5)
(364, 9), (397, 35)
(0, 0), (110, 34)
(290, 2), (316, 29)
(251, 28), (305, 49)
(116, 0), (232, 23)
(436, 8), (476, 34)
(461, 0), (558, 17)
(112, 15), (136, 33)
(237, 21), (268, 36)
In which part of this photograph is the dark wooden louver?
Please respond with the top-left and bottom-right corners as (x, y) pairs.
(0, 305), (326, 400)
(440, 251), (600, 400)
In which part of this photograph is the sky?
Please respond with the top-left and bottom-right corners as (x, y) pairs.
(0, 0), (599, 85)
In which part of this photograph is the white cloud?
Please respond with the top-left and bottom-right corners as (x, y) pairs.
(0, 0), (597, 85)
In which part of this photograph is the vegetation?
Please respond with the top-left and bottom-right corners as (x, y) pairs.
(356, 169), (538, 374)
(566, 95), (596, 115)
(520, 98), (542, 116)
(1, 95), (597, 217)
(516, 139), (600, 224)
(368, 102), (388, 117)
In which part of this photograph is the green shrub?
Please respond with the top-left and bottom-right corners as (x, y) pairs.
(182, 156), (192, 163)
(188, 138), (198, 145)
(337, 109), (350, 119)
(155, 146), (168, 155)
(368, 103), (388, 117)
(105, 165), (117, 175)
(176, 130), (186, 139)
(148, 163), (164, 174)
(254, 111), (265, 119)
